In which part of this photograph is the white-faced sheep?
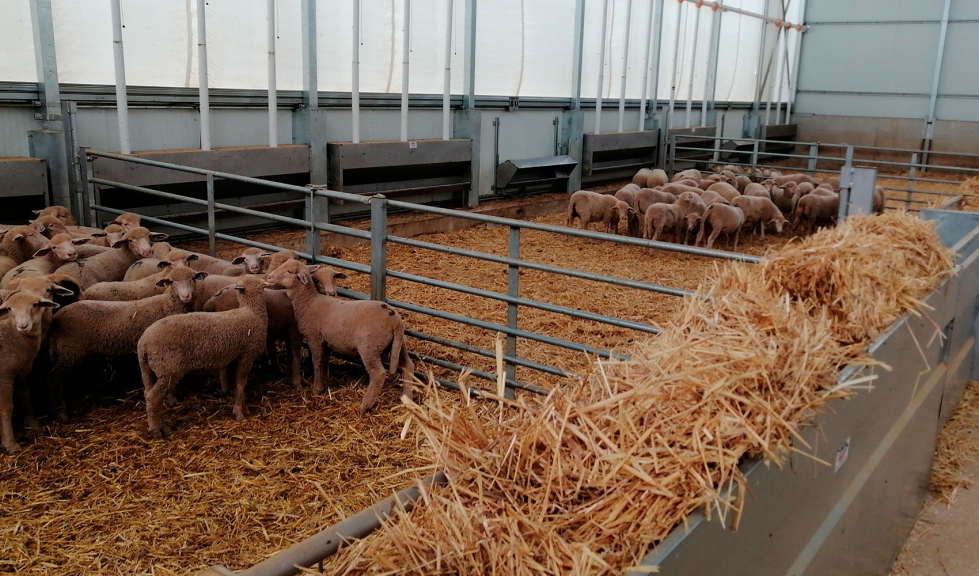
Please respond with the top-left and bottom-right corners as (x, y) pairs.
(695, 203), (745, 250)
(46, 266), (208, 421)
(266, 259), (414, 414)
(33, 205), (76, 227)
(88, 224), (126, 248)
(106, 212), (142, 231)
(567, 190), (635, 234)
(56, 227), (167, 290)
(643, 203), (681, 244)
(671, 169), (702, 183)
(674, 191), (707, 245)
(0, 226), (50, 280)
(706, 182), (741, 203)
(732, 195), (788, 237)
(0, 291), (59, 453)
(138, 275), (269, 438)
(1, 233), (88, 288)
(86, 248), (200, 301)
(231, 247), (274, 275)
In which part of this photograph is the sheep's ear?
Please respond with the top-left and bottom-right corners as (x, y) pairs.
(193, 272), (208, 281)
(50, 285), (74, 296)
(307, 265), (321, 274)
(33, 247), (53, 258)
(149, 233), (169, 242)
(0, 306), (9, 318)
(111, 239), (129, 248)
(107, 219), (122, 226)
(231, 256), (246, 265)
(233, 284), (245, 292)
(156, 278), (174, 287)
(90, 232), (107, 238)
(72, 238), (91, 245)
(32, 209), (43, 215)
(35, 299), (59, 310)
(157, 261), (172, 268)
(298, 271), (309, 284)
(186, 254), (199, 261)
(333, 272), (347, 280)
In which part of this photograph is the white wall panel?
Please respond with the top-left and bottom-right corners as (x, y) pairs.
(0, 0), (37, 82)
(0, 108), (41, 157)
(806, 0), (945, 23)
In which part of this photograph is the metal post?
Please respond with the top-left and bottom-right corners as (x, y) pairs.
(442, 0), (453, 140)
(638, 0), (660, 131)
(785, 24), (804, 124)
(594, 0), (610, 134)
(352, 0), (361, 143)
(78, 147), (95, 227)
(197, 0), (211, 150)
(462, 0), (477, 110)
(701, 4), (722, 128)
(765, 24), (783, 127)
(685, 4), (701, 128)
(906, 153), (918, 210)
(617, 0), (634, 133)
(775, 23), (790, 125)
(666, 0), (684, 132)
(267, 0), (278, 148)
(401, 0), (411, 141)
(492, 117), (500, 193)
(370, 196), (388, 301)
(301, 0), (318, 109)
(553, 117), (560, 155)
(668, 133), (677, 174)
(748, 0), (771, 137)
(570, 0), (586, 110)
(206, 173), (216, 257)
(750, 138), (760, 170)
(505, 226), (519, 399)
(807, 143), (818, 175)
(923, 0), (952, 166)
(306, 188), (326, 259)
(109, 0), (131, 154)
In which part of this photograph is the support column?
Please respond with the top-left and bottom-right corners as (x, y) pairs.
(701, 4), (723, 128)
(923, 0), (952, 165)
(109, 0), (131, 154)
(570, 0), (586, 110)
(565, 0), (586, 190)
(197, 0), (211, 150)
(462, 0), (477, 110)
(29, 0), (72, 212)
(744, 0), (771, 138)
(295, 0), (329, 193)
(453, 109), (481, 206)
(267, 0), (278, 147)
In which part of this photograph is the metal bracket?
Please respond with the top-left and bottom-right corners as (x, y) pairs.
(34, 113), (62, 121)
(507, 97), (519, 111)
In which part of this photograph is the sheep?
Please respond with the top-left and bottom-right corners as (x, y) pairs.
(33, 205), (76, 227)
(810, 187), (838, 198)
(732, 195), (787, 237)
(735, 175), (752, 192)
(0, 226), (49, 280)
(84, 249), (200, 301)
(1, 234), (89, 288)
(46, 266), (208, 422)
(699, 174), (732, 191)
(55, 227), (167, 290)
(770, 184), (799, 215)
(106, 212), (142, 231)
(231, 247), (274, 275)
(671, 169), (702, 183)
(873, 186), (886, 214)
(5, 274), (80, 311)
(796, 182), (816, 196)
(122, 242), (179, 282)
(674, 191), (707, 244)
(614, 188), (643, 237)
(633, 168), (654, 187)
(266, 259), (414, 414)
(187, 252), (249, 277)
(744, 183), (772, 199)
(645, 169), (669, 188)
(32, 214), (106, 242)
(267, 250), (300, 273)
(661, 183), (703, 197)
(695, 203), (745, 250)
(566, 190), (634, 234)
(706, 182), (741, 203)
(700, 189), (730, 207)
(138, 275), (269, 438)
(633, 188), (677, 214)
(792, 193), (840, 235)
(88, 224), (126, 248)
(674, 178), (702, 189)
(204, 282), (303, 389)
(0, 291), (60, 453)
(643, 203), (681, 244)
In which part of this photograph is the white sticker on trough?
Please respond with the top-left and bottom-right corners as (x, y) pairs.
(409, 141), (418, 149)
(835, 437), (851, 472)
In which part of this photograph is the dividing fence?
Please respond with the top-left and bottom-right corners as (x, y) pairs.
(670, 135), (979, 212)
(80, 148), (758, 399)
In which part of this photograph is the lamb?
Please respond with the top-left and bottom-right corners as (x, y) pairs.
(770, 184), (799, 215)
(614, 188), (643, 237)
(566, 190), (634, 234)
(33, 205), (76, 227)
(732, 195), (787, 237)
(695, 203), (745, 250)
(1, 234), (88, 288)
(55, 227), (167, 290)
(0, 291), (59, 453)
(107, 212), (142, 231)
(266, 259), (414, 414)
(645, 168), (669, 188)
(633, 188), (677, 214)
(138, 275), (269, 438)
(706, 182), (741, 202)
(204, 282), (303, 389)
(0, 226), (49, 280)
(671, 169), (702, 183)
(700, 189), (730, 207)
(674, 191), (708, 244)
(744, 183), (772, 199)
(46, 266), (208, 421)
(633, 168), (654, 187)
(643, 203), (681, 244)
(88, 224), (126, 248)
(231, 247), (274, 275)
(187, 252), (249, 277)
(267, 250), (300, 273)
(84, 249), (200, 301)
(792, 193), (840, 234)
(122, 242), (179, 281)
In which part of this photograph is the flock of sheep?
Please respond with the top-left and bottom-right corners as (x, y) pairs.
(567, 165), (885, 249)
(0, 207), (414, 454)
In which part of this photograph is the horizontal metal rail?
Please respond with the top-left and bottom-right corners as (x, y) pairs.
(405, 330), (571, 378)
(408, 351), (551, 395)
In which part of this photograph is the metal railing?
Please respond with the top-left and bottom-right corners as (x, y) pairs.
(81, 148), (756, 398)
(669, 135), (979, 212)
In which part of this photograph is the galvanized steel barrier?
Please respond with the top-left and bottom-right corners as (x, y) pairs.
(80, 148), (757, 399)
(669, 134), (979, 212)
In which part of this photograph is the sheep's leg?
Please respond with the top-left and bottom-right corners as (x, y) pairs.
(707, 228), (721, 250)
(358, 350), (389, 415)
(287, 327), (303, 389)
(145, 374), (178, 440)
(218, 366), (232, 396)
(232, 359), (254, 421)
(46, 361), (73, 423)
(309, 341), (326, 395)
(0, 377), (19, 454)
(13, 380), (38, 430)
(733, 228), (741, 251)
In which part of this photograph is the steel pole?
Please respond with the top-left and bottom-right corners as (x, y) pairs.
(666, 0), (684, 131)
(785, 25), (803, 124)
(764, 25), (783, 127)
(749, 0), (771, 135)
(923, 0), (952, 165)
(442, 0), (453, 140)
(197, 0), (211, 150)
(206, 173), (216, 257)
(618, 0), (634, 133)
(594, 0), (610, 134)
(109, 0), (131, 154)
(685, 4), (701, 128)
(401, 0), (411, 141)
(352, 0), (361, 143)
(570, 0), (586, 109)
(637, 0), (658, 131)
(267, 0), (278, 147)
(370, 196), (388, 301)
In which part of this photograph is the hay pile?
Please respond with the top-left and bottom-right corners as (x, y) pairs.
(961, 177), (979, 212)
(320, 213), (952, 575)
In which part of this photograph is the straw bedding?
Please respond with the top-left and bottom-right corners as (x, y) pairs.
(320, 212), (953, 575)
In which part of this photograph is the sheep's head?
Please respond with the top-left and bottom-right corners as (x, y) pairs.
(5, 226), (48, 253)
(31, 215), (70, 239)
(33, 233), (88, 262)
(0, 291), (58, 333)
(770, 213), (788, 234)
(613, 200), (636, 223)
(156, 249), (196, 270)
(158, 267), (208, 303)
(33, 205), (77, 227)
(5, 275), (76, 300)
(761, 179), (776, 192)
(113, 227), (167, 258)
(267, 250), (299, 273)
(685, 212), (702, 231)
(312, 267), (347, 297)
(108, 212), (142, 231)
(232, 247), (273, 274)
(266, 258), (310, 289)
(103, 224), (126, 246)
(230, 275), (269, 300)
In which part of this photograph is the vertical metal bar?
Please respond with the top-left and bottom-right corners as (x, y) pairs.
(923, 0), (952, 166)
(765, 24), (783, 127)
(505, 226), (519, 399)
(206, 173), (216, 257)
(775, 23), (790, 125)
(749, 0), (771, 136)
(750, 138), (759, 170)
(807, 143), (818, 175)
(668, 133), (677, 174)
(370, 196), (388, 301)
(570, 0), (586, 110)
(442, 0), (454, 140)
(685, 4), (701, 128)
(352, 0), (361, 143)
(594, 0), (610, 134)
(648, 0), (665, 130)
(197, 0), (211, 150)
(301, 0), (318, 109)
(462, 0), (477, 110)
(401, 0), (411, 141)
(666, 0), (684, 131)
(553, 117), (560, 155)
(267, 0), (278, 148)
(29, 0), (61, 122)
(701, 4), (722, 128)
(906, 153), (918, 210)
(618, 0), (634, 133)
(78, 147), (95, 227)
(785, 24), (804, 124)
(306, 188), (326, 259)
(492, 117), (500, 193)
(837, 145), (855, 221)
(109, 0), (131, 154)
(638, 0), (658, 131)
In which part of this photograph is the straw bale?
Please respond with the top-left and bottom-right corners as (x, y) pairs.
(321, 213), (953, 575)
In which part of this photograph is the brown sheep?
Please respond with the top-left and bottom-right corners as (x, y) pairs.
(46, 266), (208, 422)
(187, 252), (249, 277)
(567, 191), (635, 234)
(732, 195), (788, 237)
(614, 188), (643, 237)
(700, 189), (730, 207)
(88, 224), (126, 248)
(735, 175), (752, 192)
(695, 203), (745, 250)
(770, 184), (799, 215)
(0, 291), (59, 453)
(107, 212), (142, 231)
(744, 183), (772, 199)
(231, 247), (274, 275)
(674, 178), (701, 189)
(674, 192), (707, 244)
(122, 242), (181, 282)
(633, 188), (677, 214)
(633, 168), (654, 187)
(792, 193), (840, 234)
(33, 205), (76, 227)
(645, 168), (669, 188)
(773, 173), (813, 186)
(706, 182), (741, 202)
(138, 275), (269, 438)
(671, 169), (702, 183)
(84, 249), (200, 301)
(266, 260), (414, 414)
(56, 227), (168, 290)
(661, 183), (703, 197)
(0, 226), (53, 280)
(873, 186), (886, 214)
(267, 250), (300, 273)
(643, 203), (681, 244)
(699, 174), (732, 191)
(1, 234), (89, 288)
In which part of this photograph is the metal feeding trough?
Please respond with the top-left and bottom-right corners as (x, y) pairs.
(0, 156), (49, 223)
(494, 155), (578, 196)
(581, 130), (660, 185)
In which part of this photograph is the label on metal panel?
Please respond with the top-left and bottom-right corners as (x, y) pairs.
(835, 437), (851, 473)
(409, 141), (418, 149)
